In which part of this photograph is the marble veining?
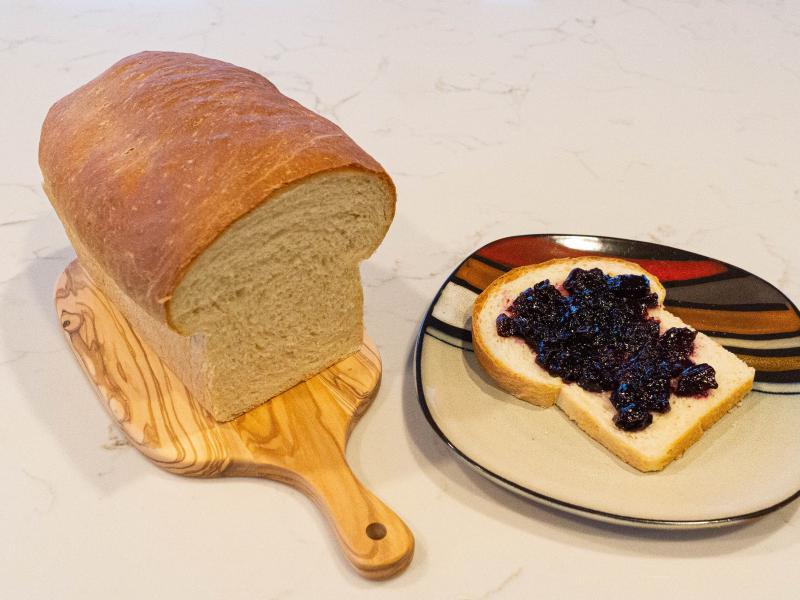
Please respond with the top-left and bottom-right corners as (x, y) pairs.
(471, 567), (524, 600)
(20, 468), (56, 515)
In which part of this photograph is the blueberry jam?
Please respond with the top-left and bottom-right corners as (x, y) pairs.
(496, 268), (718, 431)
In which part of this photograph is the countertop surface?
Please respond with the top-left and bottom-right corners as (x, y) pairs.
(2, 1), (799, 598)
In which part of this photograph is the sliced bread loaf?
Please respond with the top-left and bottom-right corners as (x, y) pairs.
(40, 52), (395, 421)
(472, 257), (754, 471)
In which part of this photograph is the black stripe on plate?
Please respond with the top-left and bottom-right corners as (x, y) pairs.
(449, 276), (483, 295)
(425, 331), (473, 352)
(701, 329), (800, 340)
(724, 346), (800, 358)
(427, 316), (473, 342)
(662, 270), (750, 288)
(752, 388), (800, 395)
(755, 370), (800, 384)
(470, 253), (513, 272)
(664, 299), (790, 312)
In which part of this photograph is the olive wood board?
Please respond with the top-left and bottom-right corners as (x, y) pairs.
(55, 260), (414, 580)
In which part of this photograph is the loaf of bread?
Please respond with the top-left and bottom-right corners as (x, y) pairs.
(472, 257), (755, 471)
(40, 51), (395, 421)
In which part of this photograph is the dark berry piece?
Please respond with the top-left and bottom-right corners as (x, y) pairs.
(675, 363), (718, 396)
(614, 403), (653, 431)
(574, 324), (599, 341)
(663, 358), (693, 377)
(607, 274), (651, 299)
(660, 327), (697, 362)
(643, 292), (659, 307)
(611, 380), (637, 410)
(496, 314), (517, 337)
(642, 377), (671, 413)
(563, 268), (606, 295)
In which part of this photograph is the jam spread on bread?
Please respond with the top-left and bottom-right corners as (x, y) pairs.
(496, 268), (718, 431)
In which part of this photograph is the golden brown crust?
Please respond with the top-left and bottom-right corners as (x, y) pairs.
(39, 51), (396, 325)
(561, 375), (754, 472)
(63, 220), (208, 406)
(473, 330), (561, 406)
(556, 395), (701, 472)
(472, 266), (561, 406)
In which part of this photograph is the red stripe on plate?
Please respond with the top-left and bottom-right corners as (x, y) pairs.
(477, 238), (728, 283)
(624, 260), (728, 282)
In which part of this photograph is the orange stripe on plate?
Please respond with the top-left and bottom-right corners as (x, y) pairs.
(670, 307), (800, 335)
(731, 354), (800, 372)
(455, 258), (504, 291)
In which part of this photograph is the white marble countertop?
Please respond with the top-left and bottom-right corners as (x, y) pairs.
(2, 1), (799, 598)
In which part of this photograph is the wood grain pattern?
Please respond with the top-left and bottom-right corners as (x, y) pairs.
(55, 260), (414, 580)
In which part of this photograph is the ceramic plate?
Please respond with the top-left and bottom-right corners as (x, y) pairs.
(416, 234), (800, 528)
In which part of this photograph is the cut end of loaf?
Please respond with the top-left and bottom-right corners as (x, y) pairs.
(471, 257), (755, 472)
(168, 169), (393, 420)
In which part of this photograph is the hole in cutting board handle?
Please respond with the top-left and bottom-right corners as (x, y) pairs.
(365, 522), (387, 540)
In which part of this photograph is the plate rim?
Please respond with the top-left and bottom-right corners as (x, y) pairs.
(415, 233), (800, 528)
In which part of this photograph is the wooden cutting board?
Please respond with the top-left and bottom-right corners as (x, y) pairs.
(55, 260), (414, 580)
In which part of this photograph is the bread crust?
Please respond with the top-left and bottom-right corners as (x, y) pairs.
(556, 376), (753, 471)
(472, 265), (562, 406)
(39, 51), (396, 327)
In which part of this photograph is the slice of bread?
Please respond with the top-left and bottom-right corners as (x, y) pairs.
(472, 257), (755, 472)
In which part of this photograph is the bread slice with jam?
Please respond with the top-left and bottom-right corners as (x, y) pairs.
(472, 257), (755, 472)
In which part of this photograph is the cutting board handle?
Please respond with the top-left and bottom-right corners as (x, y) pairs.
(238, 377), (414, 580)
(295, 463), (414, 580)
